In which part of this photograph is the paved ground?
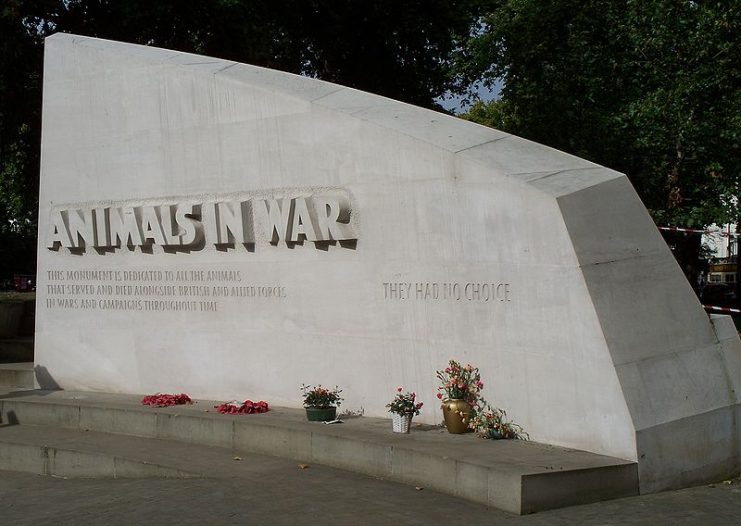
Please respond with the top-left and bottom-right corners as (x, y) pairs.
(1, 465), (740, 525)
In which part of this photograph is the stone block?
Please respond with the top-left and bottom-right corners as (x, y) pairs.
(636, 406), (740, 492)
(233, 421), (312, 461)
(520, 464), (638, 514)
(0, 442), (46, 474)
(486, 469), (524, 514)
(0, 364), (34, 388)
(33, 33), (741, 495)
(48, 447), (116, 478)
(454, 460), (490, 504)
(1, 400), (80, 429)
(310, 433), (391, 478)
(79, 406), (157, 438)
(155, 413), (234, 449)
(390, 447), (458, 495)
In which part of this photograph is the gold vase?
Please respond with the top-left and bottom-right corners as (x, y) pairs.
(441, 398), (471, 434)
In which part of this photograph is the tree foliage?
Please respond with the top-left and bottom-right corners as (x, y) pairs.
(460, 0), (740, 228)
(0, 0), (485, 274)
(2, 0), (737, 279)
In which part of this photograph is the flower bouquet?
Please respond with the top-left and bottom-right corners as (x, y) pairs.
(469, 404), (528, 440)
(435, 359), (484, 404)
(435, 359), (484, 434)
(214, 399), (269, 415)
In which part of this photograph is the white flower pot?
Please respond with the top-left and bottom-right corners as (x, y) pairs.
(392, 412), (413, 433)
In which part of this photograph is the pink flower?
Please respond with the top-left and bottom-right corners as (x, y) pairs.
(397, 386), (403, 392)
(436, 393), (442, 399)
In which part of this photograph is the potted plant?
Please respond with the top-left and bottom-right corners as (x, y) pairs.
(300, 384), (343, 422)
(435, 359), (484, 434)
(386, 387), (423, 433)
(469, 404), (528, 440)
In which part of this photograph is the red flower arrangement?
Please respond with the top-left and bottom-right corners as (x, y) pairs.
(435, 359), (484, 404)
(214, 400), (269, 415)
(141, 393), (193, 407)
(386, 386), (423, 416)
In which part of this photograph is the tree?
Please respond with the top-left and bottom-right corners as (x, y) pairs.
(0, 0), (486, 276)
(287, 1), (484, 108)
(1, 3), (43, 237)
(459, 0), (740, 229)
(0, 1), (46, 277)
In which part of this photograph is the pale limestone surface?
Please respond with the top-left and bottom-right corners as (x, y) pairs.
(36, 33), (741, 492)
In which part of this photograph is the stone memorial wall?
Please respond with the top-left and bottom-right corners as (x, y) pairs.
(37, 34), (741, 492)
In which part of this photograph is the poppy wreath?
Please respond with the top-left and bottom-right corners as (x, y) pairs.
(141, 393), (193, 407)
(214, 400), (270, 414)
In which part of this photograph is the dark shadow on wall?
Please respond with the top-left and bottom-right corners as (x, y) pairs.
(34, 365), (61, 390)
(0, 409), (19, 427)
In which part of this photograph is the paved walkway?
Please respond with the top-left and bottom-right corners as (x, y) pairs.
(1, 466), (739, 525)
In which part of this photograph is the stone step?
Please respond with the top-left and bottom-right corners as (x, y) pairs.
(0, 423), (303, 480)
(0, 388), (639, 515)
(0, 425), (201, 479)
(0, 362), (34, 388)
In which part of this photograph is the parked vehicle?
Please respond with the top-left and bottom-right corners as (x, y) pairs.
(13, 274), (35, 292)
(701, 283), (737, 307)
